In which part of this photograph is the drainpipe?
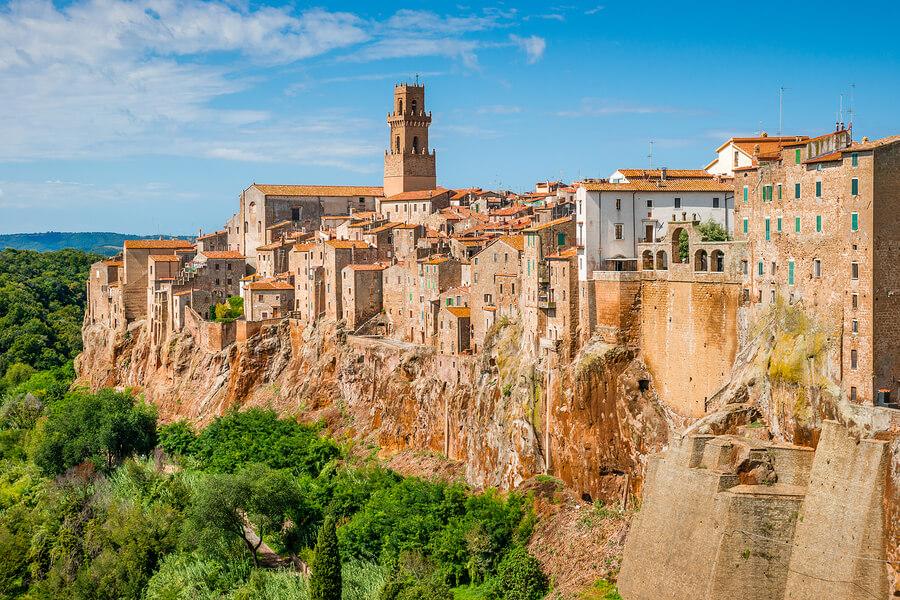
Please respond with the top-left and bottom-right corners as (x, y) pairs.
(632, 191), (638, 260)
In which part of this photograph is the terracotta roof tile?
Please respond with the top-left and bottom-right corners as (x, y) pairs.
(197, 230), (226, 240)
(325, 239), (370, 250)
(618, 168), (712, 180)
(291, 243), (318, 252)
(547, 246), (578, 259)
(124, 239), (194, 249)
(498, 235), (525, 252)
(581, 180), (732, 192)
(523, 215), (574, 233)
(346, 263), (387, 271)
(384, 187), (451, 201)
(843, 135), (900, 152)
(246, 280), (293, 291)
(253, 184), (384, 197)
(201, 251), (245, 259)
(445, 306), (471, 318)
(149, 254), (182, 262)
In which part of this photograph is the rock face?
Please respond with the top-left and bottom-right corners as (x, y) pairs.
(76, 316), (676, 500)
(617, 421), (893, 600)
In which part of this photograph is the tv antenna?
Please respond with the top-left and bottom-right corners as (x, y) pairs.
(847, 83), (855, 134)
(778, 86), (789, 135)
(647, 141), (654, 168)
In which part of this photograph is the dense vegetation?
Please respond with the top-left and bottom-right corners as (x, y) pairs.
(0, 246), (552, 599)
(0, 248), (100, 383)
(0, 233), (190, 256)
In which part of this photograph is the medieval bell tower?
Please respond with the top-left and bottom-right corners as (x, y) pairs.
(383, 83), (437, 197)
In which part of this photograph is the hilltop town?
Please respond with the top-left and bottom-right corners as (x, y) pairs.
(87, 82), (899, 412)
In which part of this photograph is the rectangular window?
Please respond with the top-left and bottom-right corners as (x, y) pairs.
(758, 261), (764, 276)
(743, 218), (748, 234)
(815, 180), (822, 197)
(851, 262), (859, 279)
(851, 152), (858, 167)
(795, 217), (801, 233)
(850, 349), (858, 370)
(795, 149), (801, 164)
(795, 182), (801, 199)
(851, 212), (859, 231)
(813, 259), (821, 278)
(741, 260), (748, 275)
(765, 218), (771, 240)
(852, 293), (858, 310)
(816, 215), (822, 232)
(615, 198), (622, 210)
(743, 186), (748, 203)
(614, 223), (624, 240)
(646, 199), (652, 208)
(674, 197), (681, 209)
(777, 184), (782, 200)
(777, 217), (782, 232)
(850, 386), (857, 402)
(788, 260), (795, 286)
(713, 197), (720, 208)
(851, 178), (859, 196)
(852, 319), (858, 334)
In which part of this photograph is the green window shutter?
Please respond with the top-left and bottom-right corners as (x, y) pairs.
(743, 218), (748, 234)
(795, 217), (801, 232)
(816, 181), (822, 197)
(743, 186), (748, 203)
(816, 215), (822, 232)
(851, 213), (859, 231)
(778, 184), (782, 200)
(851, 178), (859, 196)
(447, 298), (452, 306)
(758, 261), (764, 276)
(795, 183), (801, 199)
(777, 217), (782, 232)
(795, 149), (801, 164)
(851, 153), (858, 167)
(557, 232), (565, 246)
(788, 261), (795, 286)
(765, 218), (771, 240)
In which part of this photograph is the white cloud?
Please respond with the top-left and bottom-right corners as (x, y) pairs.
(585, 5), (606, 15)
(477, 105), (523, 115)
(556, 98), (679, 117)
(509, 34), (546, 64)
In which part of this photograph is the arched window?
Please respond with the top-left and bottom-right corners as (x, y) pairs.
(395, 136), (400, 153)
(642, 250), (654, 271)
(411, 99), (418, 113)
(397, 99), (403, 114)
(412, 136), (419, 153)
(712, 250), (725, 272)
(671, 227), (687, 264)
(656, 250), (668, 270)
(694, 249), (708, 272)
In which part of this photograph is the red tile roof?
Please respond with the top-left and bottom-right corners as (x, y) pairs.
(582, 180), (732, 192)
(325, 239), (370, 250)
(202, 251), (245, 259)
(149, 254), (182, 262)
(253, 184), (384, 197)
(384, 187), (451, 201)
(523, 215), (573, 233)
(124, 239), (194, 249)
(246, 280), (293, 291)
(445, 306), (471, 318)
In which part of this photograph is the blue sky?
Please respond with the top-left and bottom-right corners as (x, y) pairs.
(1, 0), (898, 235)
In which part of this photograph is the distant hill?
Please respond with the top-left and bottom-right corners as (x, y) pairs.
(0, 232), (194, 256)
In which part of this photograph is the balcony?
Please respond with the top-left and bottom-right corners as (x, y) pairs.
(537, 296), (556, 310)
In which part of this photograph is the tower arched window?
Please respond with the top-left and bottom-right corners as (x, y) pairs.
(411, 99), (418, 113)
(395, 136), (400, 153)
(413, 136), (419, 153)
(397, 99), (403, 114)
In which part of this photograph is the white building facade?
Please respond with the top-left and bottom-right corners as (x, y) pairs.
(576, 170), (734, 280)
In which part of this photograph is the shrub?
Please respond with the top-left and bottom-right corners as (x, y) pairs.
(489, 547), (548, 600)
(158, 420), (196, 456)
(310, 516), (342, 600)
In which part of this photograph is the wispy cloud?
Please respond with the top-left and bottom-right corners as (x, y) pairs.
(585, 5), (606, 15)
(477, 105), (523, 115)
(556, 98), (681, 117)
(509, 34), (547, 64)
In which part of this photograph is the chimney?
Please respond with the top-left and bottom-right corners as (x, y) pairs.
(660, 167), (667, 181)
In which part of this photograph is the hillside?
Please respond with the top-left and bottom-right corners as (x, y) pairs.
(0, 232), (193, 256)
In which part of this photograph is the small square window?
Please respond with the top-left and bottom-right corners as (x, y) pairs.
(850, 349), (858, 370)
(674, 197), (681, 209)
(851, 319), (858, 334)
(713, 197), (720, 208)
(813, 259), (821, 278)
(850, 386), (857, 402)
(614, 223), (624, 240)
(852, 293), (858, 310)
(646, 199), (652, 208)
(851, 262), (859, 280)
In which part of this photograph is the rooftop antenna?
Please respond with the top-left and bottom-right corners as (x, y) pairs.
(848, 83), (855, 137)
(839, 93), (845, 130)
(647, 141), (654, 169)
(778, 86), (788, 135)
(415, 73), (419, 86)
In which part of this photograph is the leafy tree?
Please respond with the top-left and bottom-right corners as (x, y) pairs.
(310, 515), (342, 600)
(190, 409), (339, 476)
(187, 465), (301, 567)
(697, 219), (730, 242)
(214, 296), (244, 322)
(158, 420), (197, 456)
(489, 547), (548, 600)
(678, 230), (689, 263)
(31, 388), (157, 475)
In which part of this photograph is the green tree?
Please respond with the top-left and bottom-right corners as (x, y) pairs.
(490, 547), (548, 600)
(310, 516), (342, 600)
(678, 229), (689, 263)
(158, 420), (197, 456)
(697, 219), (730, 242)
(214, 296), (244, 322)
(31, 388), (157, 475)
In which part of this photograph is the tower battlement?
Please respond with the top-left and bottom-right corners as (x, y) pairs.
(384, 82), (437, 196)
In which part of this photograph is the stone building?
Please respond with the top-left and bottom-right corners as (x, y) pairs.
(196, 230), (227, 253)
(256, 238), (295, 278)
(378, 188), (452, 225)
(382, 262), (416, 340)
(122, 239), (195, 320)
(576, 169), (733, 280)
(706, 134), (809, 177)
(323, 239), (376, 322)
(544, 246), (579, 359)
(470, 235), (524, 352)
(416, 254), (463, 343)
(383, 83), (437, 197)
(86, 258), (124, 329)
(225, 184), (383, 267)
(290, 242), (325, 324)
(734, 130), (900, 405)
(244, 280), (294, 321)
(438, 306), (471, 354)
(341, 264), (386, 330)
